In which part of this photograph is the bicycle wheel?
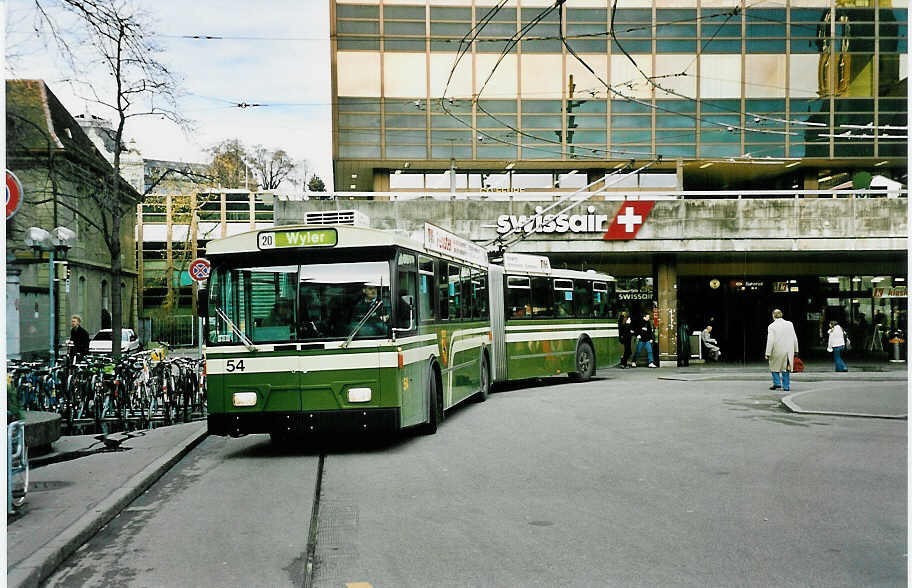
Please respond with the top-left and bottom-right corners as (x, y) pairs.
(64, 372), (79, 425)
(9, 424), (28, 509)
(164, 373), (176, 424)
(92, 376), (105, 425)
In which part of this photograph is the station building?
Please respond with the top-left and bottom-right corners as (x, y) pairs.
(318, 0), (908, 364)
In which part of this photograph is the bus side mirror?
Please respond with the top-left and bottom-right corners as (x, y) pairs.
(197, 289), (209, 318)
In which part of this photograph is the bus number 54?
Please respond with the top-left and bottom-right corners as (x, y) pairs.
(226, 359), (246, 372)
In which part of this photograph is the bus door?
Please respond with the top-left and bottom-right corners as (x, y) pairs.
(488, 265), (506, 382)
(394, 251), (424, 427)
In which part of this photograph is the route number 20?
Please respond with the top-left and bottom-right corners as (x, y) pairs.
(226, 359), (246, 372)
(258, 233), (274, 249)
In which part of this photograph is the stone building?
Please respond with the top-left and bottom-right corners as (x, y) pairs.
(6, 80), (140, 359)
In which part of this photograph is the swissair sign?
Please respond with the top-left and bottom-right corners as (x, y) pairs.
(493, 201), (656, 240)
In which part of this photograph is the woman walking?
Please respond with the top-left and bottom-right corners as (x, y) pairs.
(618, 312), (632, 368)
(827, 320), (849, 372)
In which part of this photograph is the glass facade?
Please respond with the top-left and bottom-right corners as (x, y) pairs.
(334, 0), (908, 169)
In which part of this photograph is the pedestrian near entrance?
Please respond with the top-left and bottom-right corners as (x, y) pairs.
(69, 314), (90, 358)
(632, 313), (657, 368)
(765, 309), (799, 391)
(701, 324), (722, 361)
(618, 312), (633, 368)
(827, 320), (849, 372)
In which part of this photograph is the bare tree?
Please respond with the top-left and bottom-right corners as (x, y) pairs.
(283, 158), (312, 198)
(28, 0), (189, 357)
(249, 145), (297, 191)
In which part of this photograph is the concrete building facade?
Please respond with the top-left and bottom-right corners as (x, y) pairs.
(331, 0), (907, 192)
(320, 0), (908, 364)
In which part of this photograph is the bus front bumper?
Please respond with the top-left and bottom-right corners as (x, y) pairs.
(208, 408), (401, 436)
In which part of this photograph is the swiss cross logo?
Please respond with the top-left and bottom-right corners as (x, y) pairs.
(603, 201), (655, 240)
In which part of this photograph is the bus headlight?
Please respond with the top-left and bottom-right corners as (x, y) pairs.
(232, 392), (258, 407)
(347, 387), (372, 403)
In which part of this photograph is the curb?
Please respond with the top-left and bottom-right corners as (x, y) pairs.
(7, 424), (209, 588)
(658, 374), (907, 383)
(780, 391), (908, 420)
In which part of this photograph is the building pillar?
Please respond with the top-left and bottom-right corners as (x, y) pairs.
(803, 171), (819, 195)
(220, 191), (227, 238)
(655, 255), (678, 364)
(137, 203), (144, 319)
(191, 193), (199, 320)
(166, 193), (174, 305)
(6, 263), (22, 360)
(249, 190), (256, 230)
(373, 171), (390, 197)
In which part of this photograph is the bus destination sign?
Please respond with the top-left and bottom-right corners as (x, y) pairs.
(257, 229), (337, 250)
(424, 223), (489, 267)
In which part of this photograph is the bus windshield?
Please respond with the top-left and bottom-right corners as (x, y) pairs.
(207, 260), (392, 344)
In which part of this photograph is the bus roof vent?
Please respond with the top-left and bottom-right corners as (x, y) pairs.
(304, 210), (370, 227)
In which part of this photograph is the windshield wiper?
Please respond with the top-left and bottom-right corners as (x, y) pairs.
(214, 306), (257, 352)
(341, 298), (384, 349)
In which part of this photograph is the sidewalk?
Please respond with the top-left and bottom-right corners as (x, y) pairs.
(6, 359), (906, 586)
(656, 358), (908, 418)
(6, 421), (208, 588)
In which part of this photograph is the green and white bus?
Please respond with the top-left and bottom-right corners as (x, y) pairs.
(200, 222), (619, 439)
(498, 253), (619, 383)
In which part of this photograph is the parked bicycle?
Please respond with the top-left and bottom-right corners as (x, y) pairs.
(8, 348), (206, 430)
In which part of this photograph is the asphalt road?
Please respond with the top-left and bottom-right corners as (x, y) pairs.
(45, 373), (907, 587)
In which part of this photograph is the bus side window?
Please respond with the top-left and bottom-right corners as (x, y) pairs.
(460, 266), (472, 320)
(396, 252), (418, 329)
(532, 277), (553, 318)
(505, 275), (531, 318)
(447, 263), (462, 320)
(593, 281), (609, 318)
(437, 260), (449, 320)
(472, 270), (488, 320)
(552, 279), (573, 318)
(575, 279), (594, 318)
(419, 256), (435, 323)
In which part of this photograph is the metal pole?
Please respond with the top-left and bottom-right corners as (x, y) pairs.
(49, 249), (55, 366)
(449, 157), (456, 199)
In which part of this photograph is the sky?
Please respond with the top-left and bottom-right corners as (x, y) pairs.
(5, 0), (334, 190)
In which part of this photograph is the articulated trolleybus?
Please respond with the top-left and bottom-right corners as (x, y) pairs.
(199, 219), (619, 439)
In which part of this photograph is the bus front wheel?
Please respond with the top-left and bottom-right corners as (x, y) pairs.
(570, 342), (595, 382)
(420, 368), (441, 435)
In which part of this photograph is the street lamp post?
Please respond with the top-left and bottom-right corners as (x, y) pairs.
(25, 226), (76, 365)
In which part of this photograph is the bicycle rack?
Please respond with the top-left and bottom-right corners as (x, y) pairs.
(8, 420), (28, 513)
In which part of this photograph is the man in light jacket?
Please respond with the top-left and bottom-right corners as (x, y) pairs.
(765, 309), (799, 391)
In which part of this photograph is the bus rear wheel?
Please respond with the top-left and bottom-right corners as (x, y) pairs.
(570, 342), (595, 382)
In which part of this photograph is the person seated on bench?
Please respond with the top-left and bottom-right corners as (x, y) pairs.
(701, 324), (722, 361)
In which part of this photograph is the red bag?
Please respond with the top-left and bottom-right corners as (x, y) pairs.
(792, 356), (805, 373)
